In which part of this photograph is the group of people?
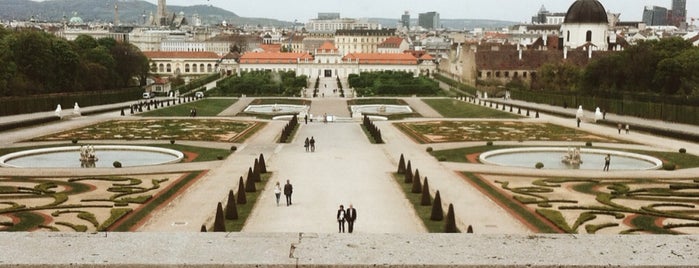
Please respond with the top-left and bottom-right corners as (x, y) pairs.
(617, 123), (630, 134)
(336, 204), (357, 233)
(273, 180), (294, 206)
(189, 108), (197, 117)
(304, 137), (316, 152)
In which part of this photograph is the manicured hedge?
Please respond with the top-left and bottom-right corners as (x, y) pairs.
(0, 87), (142, 116)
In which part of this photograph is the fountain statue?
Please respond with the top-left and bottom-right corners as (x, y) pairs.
(562, 147), (583, 166)
(79, 145), (98, 165)
(55, 104), (62, 118)
(272, 103), (280, 112)
(378, 105), (387, 113)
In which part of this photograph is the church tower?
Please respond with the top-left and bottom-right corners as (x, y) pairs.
(560, 0), (609, 51)
(156, 0), (167, 26)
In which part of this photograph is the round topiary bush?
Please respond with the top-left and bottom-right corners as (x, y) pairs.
(230, 146), (237, 152)
(679, 148), (687, 154)
(71, 139), (78, 144)
(585, 141), (593, 147)
(426, 147), (433, 152)
(535, 162), (544, 169)
(113, 161), (122, 168)
(170, 140), (175, 144)
(663, 162), (676, 171)
(486, 141), (494, 146)
(217, 156), (224, 160)
(438, 157), (447, 162)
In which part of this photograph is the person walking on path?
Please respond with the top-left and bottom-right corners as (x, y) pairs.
(576, 118), (581, 128)
(618, 123), (622, 134)
(625, 124), (630, 134)
(336, 205), (346, 233)
(310, 136), (316, 152)
(273, 182), (282, 206)
(603, 154), (611, 171)
(346, 204), (357, 233)
(284, 180), (293, 206)
(304, 137), (310, 152)
(304, 114), (308, 124)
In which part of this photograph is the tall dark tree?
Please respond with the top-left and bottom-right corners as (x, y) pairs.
(411, 169), (422, 193)
(213, 202), (226, 232)
(245, 167), (256, 192)
(444, 203), (459, 233)
(253, 158), (262, 182)
(397, 154), (406, 174)
(236, 176), (247, 204)
(430, 190), (444, 221)
(258, 153), (267, 173)
(404, 161), (413, 183)
(420, 177), (431, 206)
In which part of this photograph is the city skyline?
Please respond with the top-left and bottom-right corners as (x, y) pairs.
(145, 0), (697, 23)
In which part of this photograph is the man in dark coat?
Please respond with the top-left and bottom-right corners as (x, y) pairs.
(284, 180), (293, 206)
(345, 204), (357, 233)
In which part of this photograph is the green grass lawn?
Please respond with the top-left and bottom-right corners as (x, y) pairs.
(250, 98), (311, 106)
(392, 173), (447, 233)
(224, 173), (272, 232)
(430, 146), (699, 169)
(138, 98), (237, 117)
(347, 98), (408, 106)
(422, 98), (521, 119)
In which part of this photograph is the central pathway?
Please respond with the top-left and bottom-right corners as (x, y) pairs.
(243, 104), (424, 233)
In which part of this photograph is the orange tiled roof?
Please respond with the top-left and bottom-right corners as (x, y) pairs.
(318, 41), (338, 52)
(342, 53), (417, 65)
(143, 51), (221, 59)
(260, 44), (282, 52)
(419, 54), (434, 60)
(378, 37), (404, 48)
(239, 52), (314, 64)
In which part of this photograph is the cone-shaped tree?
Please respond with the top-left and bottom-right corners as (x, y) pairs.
(225, 190), (239, 220)
(411, 170), (422, 193)
(420, 177), (432, 206)
(445, 203), (459, 233)
(259, 153), (267, 173)
(236, 176), (247, 204)
(467, 225), (473, 233)
(200, 224), (207, 232)
(245, 167), (256, 192)
(404, 161), (413, 183)
(397, 154), (406, 174)
(430, 190), (444, 221)
(213, 202), (226, 232)
(253, 159), (262, 182)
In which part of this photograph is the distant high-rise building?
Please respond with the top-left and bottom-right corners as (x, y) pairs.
(157, 0), (167, 26)
(642, 6), (668, 26)
(418, 11), (440, 30)
(670, 0), (687, 27)
(531, 5), (566, 25)
(401, 11), (410, 28)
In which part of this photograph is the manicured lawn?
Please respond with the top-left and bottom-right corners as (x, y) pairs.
(392, 173), (446, 233)
(138, 98), (237, 117)
(347, 98), (408, 106)
(250, 98), (311, 106)
(422, 98), (521, 119)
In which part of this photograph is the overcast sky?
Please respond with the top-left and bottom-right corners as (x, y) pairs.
(146, 0), (698, 23)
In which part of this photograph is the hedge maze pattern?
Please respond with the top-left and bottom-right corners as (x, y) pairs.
(473, 174), (699, 234)
(396, 121), (617, 144)
(0, 173), (189, 232)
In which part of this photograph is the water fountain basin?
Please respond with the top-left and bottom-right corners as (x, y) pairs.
(0, 145), (184, 168)
(479, 147), (663, 170)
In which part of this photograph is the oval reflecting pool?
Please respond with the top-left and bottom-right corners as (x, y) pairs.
(0, 145), (184, 168)
(479, 147), (663, 170)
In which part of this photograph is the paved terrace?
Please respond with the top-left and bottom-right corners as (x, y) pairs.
(1, 94), (699, 266)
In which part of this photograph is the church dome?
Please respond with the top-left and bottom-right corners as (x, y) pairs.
(564, 0), (608, 24)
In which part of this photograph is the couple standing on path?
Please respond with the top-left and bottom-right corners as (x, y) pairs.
(336, 204), (357, 233)
(304, 137), (316, 152)
(273, 180), (294, 206)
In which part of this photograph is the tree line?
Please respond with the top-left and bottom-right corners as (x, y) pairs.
(211, 71), (307, 96)
(349, 71), (440, 96)
(530, 37), (699, 96)
(0, 26), (149, 97)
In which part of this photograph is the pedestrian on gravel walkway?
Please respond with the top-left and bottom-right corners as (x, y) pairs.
(337, 205), (346, 233)
(284, 180), (293, 206)
(304, 137), (310, 152)
(273, 182), (282, 206)
(310, 136), (316, 152)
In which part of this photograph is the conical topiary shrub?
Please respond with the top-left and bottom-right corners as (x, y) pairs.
(225, 190), (238, 220)
(404, 161), (413, 183)
(397, 154), (406, 174)
(411, 170), (422, 194)
(245, 167), (256, 192)
(213, 202), (226, 232)
(237, 176), (247, 204)
(200, 224), (207, 232)
(259, 153), (267, 173)
(467, 225), (473, 233)
(430, 190), (444, 221)
(445, 203), (459, 233)
(253, 159), (262, 182)
(420, 177), (431, 206)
